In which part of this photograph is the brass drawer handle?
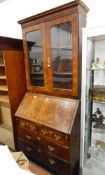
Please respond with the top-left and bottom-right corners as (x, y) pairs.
(30, 125), (36, 131)
(26, 147), (32, 152)
(54, 134), (61, 141)
(37, 149), (41, 153)
(49, 159), (56, 165)
(20, 121), (26, 127)
(41, 130), (48, 135)
(25, 135), (31, 140)
(48, 145), (55, 152)
(37, 136), (41, 141)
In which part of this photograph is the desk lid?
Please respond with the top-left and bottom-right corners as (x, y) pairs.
(15, 93), (79, 134)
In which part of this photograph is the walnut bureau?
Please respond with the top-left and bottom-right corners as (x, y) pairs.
(14, 1), (88, 174)
(15, 93), (79, 175)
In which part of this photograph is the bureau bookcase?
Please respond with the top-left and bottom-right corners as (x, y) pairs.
(15, 1), (88, 174)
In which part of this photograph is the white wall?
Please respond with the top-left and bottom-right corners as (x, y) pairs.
(0, 0), (105, 39)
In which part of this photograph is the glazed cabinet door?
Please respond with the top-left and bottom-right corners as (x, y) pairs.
(23, 23), (48, 92)
(23, 14), (79, 97)
(46, 14), (79, 97)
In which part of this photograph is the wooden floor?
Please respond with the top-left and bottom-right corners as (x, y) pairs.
(29, 161), (53, 175)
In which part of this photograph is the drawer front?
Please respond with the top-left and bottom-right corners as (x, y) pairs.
(44, 152), (70, 175)
(17, 118), (38, 133)
(39, 136), (70, 161)
(17, 138), (44, 163)
(39, 125), (69, 146)
(17, 127), (39, 145)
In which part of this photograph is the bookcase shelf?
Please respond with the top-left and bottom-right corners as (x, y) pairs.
(0, 75), (7, 79)
(0, 95), (9, 103)
(0, 85), (8, 91)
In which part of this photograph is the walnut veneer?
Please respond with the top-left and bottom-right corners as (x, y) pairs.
(15, 93), (80, 175)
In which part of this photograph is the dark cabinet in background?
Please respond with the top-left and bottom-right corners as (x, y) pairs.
(0, 36), (26, 149)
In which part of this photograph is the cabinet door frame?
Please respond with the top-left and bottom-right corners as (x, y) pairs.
(22, 14), (79, 97)
(46, 14), (79, 97)
(22, 23), (48, 93)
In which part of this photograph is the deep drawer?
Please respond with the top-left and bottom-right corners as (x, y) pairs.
(17, 127), (40, 145)
(17, 138), (45, 163)
(43, 151), (70, 175)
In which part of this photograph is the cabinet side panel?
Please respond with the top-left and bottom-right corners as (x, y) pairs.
(70, 103), (80, 174)
(78, 7), (87, 98)
(4, 50), (27, 116)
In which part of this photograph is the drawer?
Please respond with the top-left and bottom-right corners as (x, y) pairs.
(17, 118), (38, 133)
(39, 137), (70, 161)
(39, 125), (69, 146)
(43, 152), (70, 175)
(17, 138), (45, 163)
(17, 127), (40, 145)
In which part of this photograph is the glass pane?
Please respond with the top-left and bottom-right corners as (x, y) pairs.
(51, 22), (72, 89)
(26, 30), (44, 87)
